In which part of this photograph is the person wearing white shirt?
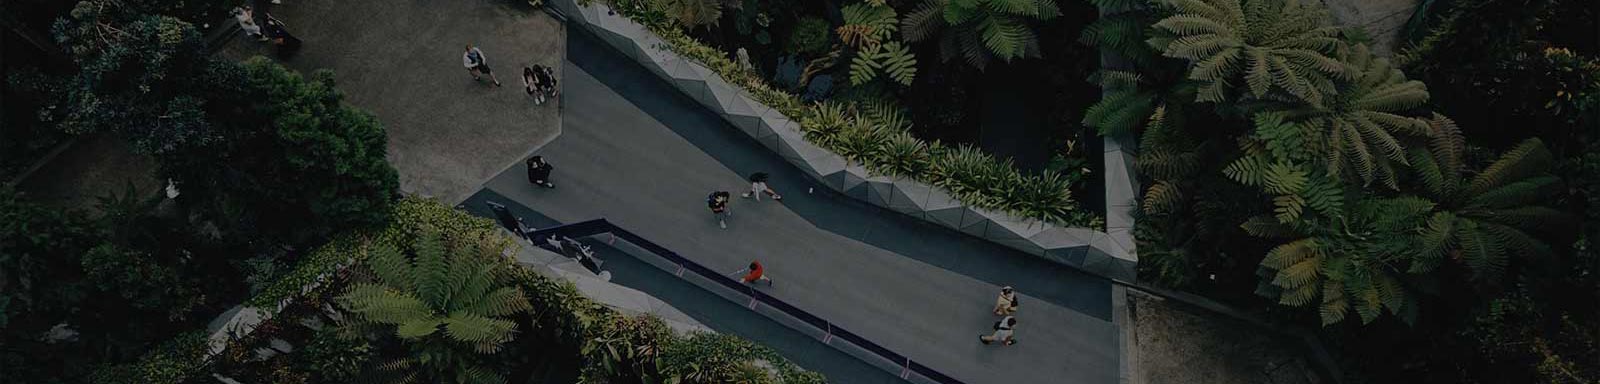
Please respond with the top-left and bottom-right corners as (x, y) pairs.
(462, 44), (502, 87)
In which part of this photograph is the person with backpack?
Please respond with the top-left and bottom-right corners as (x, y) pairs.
(708, 191), (731, 229)
(980, 316), (1017, 346)
(731, 260), (773, 286)
(741, 172), (782, 201)
(993, 286), (1020, 316)
(526, 156), (554, 188)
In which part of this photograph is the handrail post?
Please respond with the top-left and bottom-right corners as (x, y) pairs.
(900, 357), (912, 379)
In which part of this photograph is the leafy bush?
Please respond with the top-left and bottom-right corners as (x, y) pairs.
(294, 327), (372, 384)
(786, 17), (832, 56)
(165, 57), (399, 247)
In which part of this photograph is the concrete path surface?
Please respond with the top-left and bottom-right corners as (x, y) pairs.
(460, 26), (1121, 382)
(218, 0), (565, 204)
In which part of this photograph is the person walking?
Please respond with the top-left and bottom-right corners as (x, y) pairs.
(733, 261), (773, 286)
(741, 172), (782, 201)
(526, 156), (554, 188)
(979, 316), (1017, 346)
(993, 286), (1020, 316)
(523, 66), (546, 105)
(232, 6), (266, 41)
(462, 44), (502, 87)
(708, 191), (731, 229)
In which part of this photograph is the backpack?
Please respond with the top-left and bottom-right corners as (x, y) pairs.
(707, 192), (725, 209)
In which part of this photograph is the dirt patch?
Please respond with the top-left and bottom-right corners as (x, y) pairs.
(1321, 0), (1421, 55)
(1133, 294), (1319, 384)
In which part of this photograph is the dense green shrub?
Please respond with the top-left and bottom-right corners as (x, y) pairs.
(164, 57), (399, 247)
(87, 331), (211, 384)
(786, 17), (832, 56)
(44, 0), (216, 154)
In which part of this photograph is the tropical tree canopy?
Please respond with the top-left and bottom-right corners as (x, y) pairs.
(1250, 130), (1567, 326)
(1148, 0), (1347, 105)
(338, 230), (531, 384)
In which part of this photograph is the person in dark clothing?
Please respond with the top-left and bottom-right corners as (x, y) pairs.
(262, 14), (301, 58)
(741, 172), (782, 201)
(523, 66), (547, 105)
(536, 65), (558, 98)
(708, 191), (731, 229)
(526, 156), (554, 188)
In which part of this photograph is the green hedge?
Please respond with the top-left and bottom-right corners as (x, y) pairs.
(595, 0), (1102, 228)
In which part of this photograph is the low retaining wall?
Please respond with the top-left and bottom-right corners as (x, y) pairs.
(547, 0), (1138, 281)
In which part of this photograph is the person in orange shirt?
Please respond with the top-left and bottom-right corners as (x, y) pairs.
(734, 261), (773, 286)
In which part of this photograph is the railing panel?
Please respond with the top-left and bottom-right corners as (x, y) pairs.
(534, 220), (965, 384)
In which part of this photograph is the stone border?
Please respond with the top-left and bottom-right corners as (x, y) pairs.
(546, 0), (1137, 281)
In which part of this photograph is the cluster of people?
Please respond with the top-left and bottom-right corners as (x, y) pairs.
(707, 172), (783, 229)
(232, 6), (301, 58)
(520, 155), (1026, 349)
(463, 44), (561, 106)
(981, 286), (1021, 346)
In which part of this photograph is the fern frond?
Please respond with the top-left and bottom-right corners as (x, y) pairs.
(1143, 180), (1186, 215)
(901, 0), (946, 43)
(1407, 211), (1455, 274)
(1467, 138), (1553, 197)
(366, 242), (415, 291)
(1242, 215), (1295, 238)
(414, 233), (450, 309)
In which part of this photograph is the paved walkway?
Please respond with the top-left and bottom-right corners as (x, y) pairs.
(218, 0), (565, 204)
(459, 27), (1120, 383)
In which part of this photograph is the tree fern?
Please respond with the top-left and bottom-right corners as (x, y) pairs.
(839, 3), (899, 48)
(339, 229), (530, 384)
(903, 0), (1060, 70)
(1289, 44), (1431, 188)
(849, 41), (919, 86)
(1150, 0), (1346, 105)
(1084, 71), (1159, 134)
(1253, 135), (1571, 326)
